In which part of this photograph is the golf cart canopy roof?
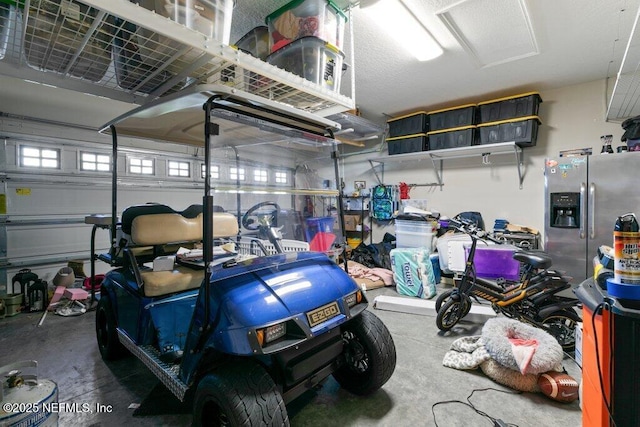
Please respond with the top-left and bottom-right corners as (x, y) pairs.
(100, 84), (342, 148)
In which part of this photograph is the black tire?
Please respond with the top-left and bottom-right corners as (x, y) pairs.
(436, 297), (466, 331)
(333, 310), (396, 396)
(540, 309), (580, 352)
(192, 360), (288, 427)
(95, 294), (127, 360)
(435, 290), (453, 312)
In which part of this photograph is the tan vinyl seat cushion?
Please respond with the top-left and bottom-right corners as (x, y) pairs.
(131, 212), (239, 246)
(141, 267), (205, 297)
(130, 211), (238, 297)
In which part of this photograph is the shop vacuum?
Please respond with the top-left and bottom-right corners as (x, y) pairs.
(575, 213), (640, 427)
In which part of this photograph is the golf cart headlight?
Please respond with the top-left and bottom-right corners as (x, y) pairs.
(345, 291), (362, 308)
(257, 322), (287, 347)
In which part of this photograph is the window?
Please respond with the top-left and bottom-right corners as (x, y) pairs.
(168, 160), (190, 177)
(275, 171), (288, 184)
(80, 151), (110, 172)
(129, 157), (154, 175)
(254, 169), (268, 182)
(229, 167), (245, 181)
(20, 146), (60, 169)
(201, 164), (220, 179)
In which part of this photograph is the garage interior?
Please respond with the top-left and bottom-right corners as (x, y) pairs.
(1, 0), (639, 426)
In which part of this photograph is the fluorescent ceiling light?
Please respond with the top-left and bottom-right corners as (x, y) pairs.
(361, 0), (443, 61)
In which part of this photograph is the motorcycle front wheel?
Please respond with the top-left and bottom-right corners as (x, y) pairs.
(540, 309), (580, 352)
(436, 296), (470, 331)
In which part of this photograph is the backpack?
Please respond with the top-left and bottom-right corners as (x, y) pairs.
(371, 184), (396, 221)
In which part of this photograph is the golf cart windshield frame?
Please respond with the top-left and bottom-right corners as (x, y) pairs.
(101, 84), (348, 329)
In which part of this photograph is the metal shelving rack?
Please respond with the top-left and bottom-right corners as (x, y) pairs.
(0, 0), (355, 115)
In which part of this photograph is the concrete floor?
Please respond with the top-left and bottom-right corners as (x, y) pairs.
(0, 286), (582, 427)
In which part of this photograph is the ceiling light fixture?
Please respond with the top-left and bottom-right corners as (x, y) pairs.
(361, 0), (443, 61)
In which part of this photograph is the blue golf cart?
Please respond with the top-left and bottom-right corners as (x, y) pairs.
(91, 85), (396, 425)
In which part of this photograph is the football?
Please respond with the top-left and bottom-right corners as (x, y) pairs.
(537, 371), (580, 403)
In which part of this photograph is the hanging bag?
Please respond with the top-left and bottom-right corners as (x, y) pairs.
(371, 184), (395, 221)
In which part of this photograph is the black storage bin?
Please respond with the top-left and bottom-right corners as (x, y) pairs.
(428, 104), (476, 132)
(387, 133), (428, 155)
(427, 126), (476, 150)
(478, 92), (542, 123)
(388, 111), (428, 137)
(478, 116), (540, 147)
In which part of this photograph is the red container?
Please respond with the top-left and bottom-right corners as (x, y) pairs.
(83, 274), (105, 291)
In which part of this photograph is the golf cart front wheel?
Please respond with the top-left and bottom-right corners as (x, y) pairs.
(192, 360), (288, 427)
(333, 310), (397, 396)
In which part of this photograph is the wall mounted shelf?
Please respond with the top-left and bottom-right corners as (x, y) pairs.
(368, 142), (525, 189)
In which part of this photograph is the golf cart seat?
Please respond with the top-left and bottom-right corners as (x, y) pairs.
(121, 204), (238, 297)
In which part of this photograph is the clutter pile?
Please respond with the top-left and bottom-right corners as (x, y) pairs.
(442, 317), (578, 402)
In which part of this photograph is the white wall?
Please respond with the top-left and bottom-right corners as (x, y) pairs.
(332, 78), (624, 245)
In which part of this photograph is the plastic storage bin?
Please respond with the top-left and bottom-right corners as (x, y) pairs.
(112, 18), (174, 93)
(387, 133), (428, 155)
(427, 125), (476, 150)
(428, 104), (476, 131)
(22, 0), (114, 82)
(114, 0), (233, 93)
(464, 245), (521, 281)
(478, 116), (540, 147)
(267, 36), (344, 92)
(395, 219), (434, 249)
(388, 111), (428, 137)
(266, 0), (347, 53)
(136, 0), (234, 42)
(234, 26), (270, 60)
(478, 92), (542, 123)
(305, 217), (336, 251)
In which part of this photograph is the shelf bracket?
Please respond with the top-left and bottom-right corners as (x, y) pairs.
(429, 156), (444, 190)
(368, 160), (384, 185)
(513, 145), (525, 189)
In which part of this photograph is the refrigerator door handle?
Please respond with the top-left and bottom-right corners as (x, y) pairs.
(580, 182), (587, 239)
(589, 182), (596, 239)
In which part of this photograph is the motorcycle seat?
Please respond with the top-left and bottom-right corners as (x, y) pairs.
(513, 251), (552, 269)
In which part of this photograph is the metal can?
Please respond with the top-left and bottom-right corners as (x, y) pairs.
(614, 213), (640, 284)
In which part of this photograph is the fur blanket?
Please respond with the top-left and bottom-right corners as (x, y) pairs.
(442, 318), (564, 392)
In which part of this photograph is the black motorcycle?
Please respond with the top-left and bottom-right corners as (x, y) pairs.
(435, 217), (581, 352)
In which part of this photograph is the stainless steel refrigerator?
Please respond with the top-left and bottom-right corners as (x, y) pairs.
(544, 152), (640, 284)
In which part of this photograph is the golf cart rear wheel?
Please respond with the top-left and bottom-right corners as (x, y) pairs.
(95, 293), (127, 360)
(333, 310), (396, 396)
(541, 309), (580, 352)
(193, 360), (288, 427)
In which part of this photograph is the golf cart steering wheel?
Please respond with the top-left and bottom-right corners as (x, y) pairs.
(242, 201), (281, 231)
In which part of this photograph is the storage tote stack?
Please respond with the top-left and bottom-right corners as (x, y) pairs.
(427, 104), (477, 150)
(266, 0), (347, 93)
(476, 92), (542, 147)
(386, 111), (429, 155)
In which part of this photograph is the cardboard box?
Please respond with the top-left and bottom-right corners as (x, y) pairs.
(575, 322), (583, 368)
(344, 214), (360, 231)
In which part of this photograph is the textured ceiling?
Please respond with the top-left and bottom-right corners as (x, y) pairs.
(0, 0), (639, 130)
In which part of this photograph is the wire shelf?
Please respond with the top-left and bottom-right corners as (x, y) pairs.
(0, 0), (354, 115)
